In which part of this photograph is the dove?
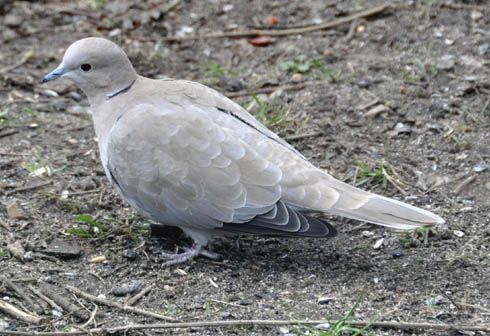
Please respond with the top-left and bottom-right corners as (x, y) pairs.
(42, 38), (444, 266)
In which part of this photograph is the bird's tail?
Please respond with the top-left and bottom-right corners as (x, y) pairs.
(321, 178), (444, 229)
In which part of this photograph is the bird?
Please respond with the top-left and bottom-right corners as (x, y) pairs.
(42, 37), (444, 266)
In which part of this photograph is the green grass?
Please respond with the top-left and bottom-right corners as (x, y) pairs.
(251, 91), (292, 128)
(280, 55), (340, 81)
(66, 215), (108, 238)
(354, 160), (387, 188)
(293, 289), (376, 336)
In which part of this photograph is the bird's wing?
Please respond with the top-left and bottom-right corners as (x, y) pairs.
(105, 102), (292, 232)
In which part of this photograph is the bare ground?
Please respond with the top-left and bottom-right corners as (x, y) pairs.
(0, 0), (489, 335)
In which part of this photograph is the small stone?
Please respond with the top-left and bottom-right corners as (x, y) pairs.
(89, 255), (106, 263)
(52, 310), (62, 318)
(453, 230), (464, 238)
(390, 249), (404, 258)
(291, 73), (303, 82)
(112, 280), (142, 296)
(4, 14), (22, 27)
(28, 123), (39, 129)
(437, 55), (455, 70)
(373, 238), (384, 249)
(220, 311), (232, 319)
(478, 43), (489, 56)
(471, 10), (483, 22)
(123, 249), (137, 260)
(363, 105), (390, 118)
(357, 79), (372, 88)
(44, 240), (82, 259)
(174, 268), (187, 276)
(317, 296), (334, 304)
(7, 202), (27, 219)
(238, 299), (251, 306)
(315, 323), (330, 329)
(472, 163), (487, 173)
(6, 241), (25, 262)
(361, 230), (374, 237)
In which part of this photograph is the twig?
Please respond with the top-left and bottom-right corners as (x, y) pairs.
(40, 284), (89, 320)
(5, 181), (53, 196)
(453, 174), (477, 195)
(0, 299), (42, 324)
(27, 285), (64, 313)
(0, 129), (18, 139)
(64, 285), (177, 321)
(4, 279), (43, 314)
(0, 55), (31, 74)
(0, 218), (11, 231)
(455, 301), (490, 313)
(162, 0), (183, 14)
(78, 304), (98, 329)
(207, 299), (248, 308)
(126, 284), (154, 306)
(66, 187), (103, 196)
(164, 3), (392, 41)
(225, 83), (306, 98)
(284, 132), (323, 141)
(441, 2), (487, 10)
(0, 319), (488, 335)
(0, 152), (29, 156)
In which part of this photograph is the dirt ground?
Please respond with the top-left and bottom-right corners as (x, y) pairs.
(1, 0), (489, 335)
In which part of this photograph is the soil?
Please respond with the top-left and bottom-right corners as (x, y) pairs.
(0, 1), (489, 335)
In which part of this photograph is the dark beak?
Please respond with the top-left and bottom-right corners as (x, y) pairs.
(41, 66), (66, 83)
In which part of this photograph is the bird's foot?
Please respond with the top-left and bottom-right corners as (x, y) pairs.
(160, 244), (220, 267)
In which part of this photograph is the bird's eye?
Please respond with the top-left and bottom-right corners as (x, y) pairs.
(80, 64), (92, 72)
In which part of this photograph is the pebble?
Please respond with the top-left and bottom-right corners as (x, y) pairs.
(453, 230), (464, 238)
(123, 249), (137, 260)
(357, 79), (372, 88)
(220, 311), (232, 319)
(390, 249), (404, 258)
(112, 280), (142, 296)
(363, 105), (390, 118)
(290, 73), (303, 82)
(7, 202), (27, 219)
(373, 238), (384, 249)
(317, 296), (334, 304)
(43, 240), (82, 260)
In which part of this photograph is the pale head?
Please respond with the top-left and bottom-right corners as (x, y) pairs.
(42, 37), (137, 102)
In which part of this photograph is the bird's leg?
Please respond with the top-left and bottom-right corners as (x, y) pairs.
(160, 243), (221, 267)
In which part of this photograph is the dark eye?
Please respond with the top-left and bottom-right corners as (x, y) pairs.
(80, 64), (92, 72)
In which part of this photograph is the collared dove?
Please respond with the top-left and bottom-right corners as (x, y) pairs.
(42, 37), (444, 266)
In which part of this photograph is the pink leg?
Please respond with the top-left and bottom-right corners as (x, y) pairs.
(160, 244), (221, 267)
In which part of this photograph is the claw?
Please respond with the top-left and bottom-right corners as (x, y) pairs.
(160, 244), (221, 267)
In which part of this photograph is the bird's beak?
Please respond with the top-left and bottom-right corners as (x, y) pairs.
(41, 65), (66, 83)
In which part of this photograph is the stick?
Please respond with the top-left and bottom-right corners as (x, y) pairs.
(0, 218), (10, 231)
(64, 285), (177, 321)
(453, 174), (477, 195)
(125, 284), (154, 306)
(0, 319), (487, 335)
(27, 285), (64, 313)
(0, 300), (42, 324)
(4, 181), (53, 196)
(40, 284), (89, 320)
(4, 280), (43, 315)
(0, 129), (18, 139)
(163, 4), (392, 41)
(225, 83), (306, 98)
(0, 152), (29, 156)
(285, 132), (323, 141)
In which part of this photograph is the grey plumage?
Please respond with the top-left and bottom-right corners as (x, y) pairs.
(42, 37), (444, 264)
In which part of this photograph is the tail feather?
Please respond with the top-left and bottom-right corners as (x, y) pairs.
(325, 179), (444, 229)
